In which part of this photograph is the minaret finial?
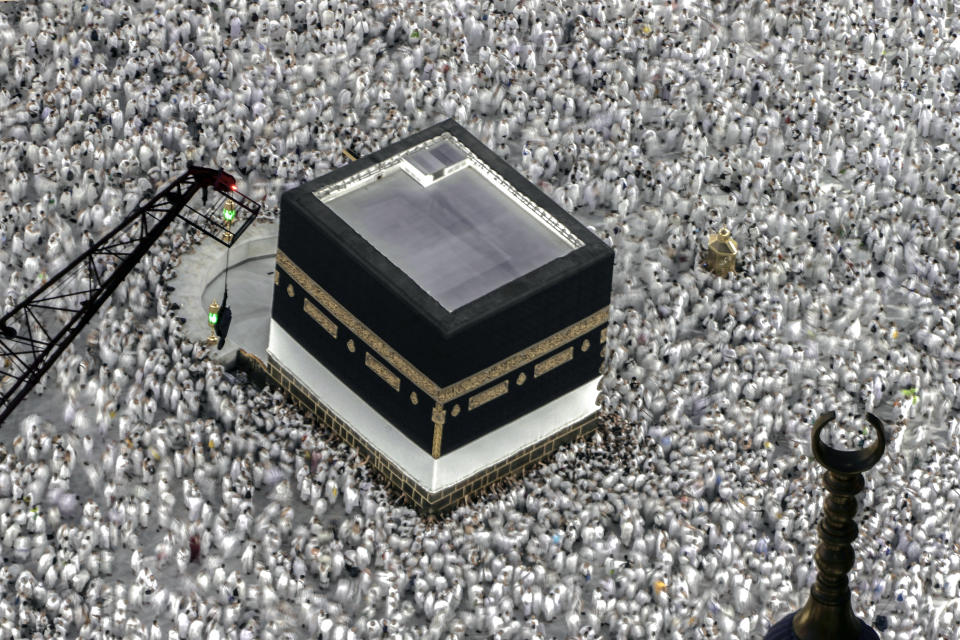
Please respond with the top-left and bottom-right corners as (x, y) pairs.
(764, 411), (886, 640)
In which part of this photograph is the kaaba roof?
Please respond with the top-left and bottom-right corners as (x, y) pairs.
(320, 136), (579, 311)
(279, 118), (612, 339)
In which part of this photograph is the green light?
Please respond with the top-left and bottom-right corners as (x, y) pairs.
(208, 312), (219, 325)
(223, 207), (236, 222)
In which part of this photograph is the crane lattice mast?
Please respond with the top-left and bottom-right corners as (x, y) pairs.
(0, 165), (261, 425)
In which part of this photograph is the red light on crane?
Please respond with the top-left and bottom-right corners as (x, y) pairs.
(212, 170), (236, 193)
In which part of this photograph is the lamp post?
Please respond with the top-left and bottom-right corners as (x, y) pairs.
(207, 300), (220, 346)
(764, 411), (886, 640)
(222, 200), (237, 244)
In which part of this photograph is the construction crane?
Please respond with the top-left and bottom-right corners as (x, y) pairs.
(0, 165), (261, 426)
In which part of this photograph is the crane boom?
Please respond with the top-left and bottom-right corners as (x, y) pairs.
(0, 166), (261, 425)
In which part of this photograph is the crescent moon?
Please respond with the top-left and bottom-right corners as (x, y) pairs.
(810, 410), (886, 474)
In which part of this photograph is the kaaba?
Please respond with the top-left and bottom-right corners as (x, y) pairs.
(267, 119), (614, 513)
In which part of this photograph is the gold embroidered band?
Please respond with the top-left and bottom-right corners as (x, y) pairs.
(534, 346), (574, 379)
(468, 380), (509, 411)
(365, 352), (400, 391)
(304, 299), (338, 338)
(431, 403), (446, 459)
(277, 250), (608, 403)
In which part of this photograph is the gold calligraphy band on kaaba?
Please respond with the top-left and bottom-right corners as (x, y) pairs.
(431, 403), (446, 459)
(277, 251), (608, 403)
(304, 298), (338, 338)
(468, 380), (509, 411)
(534, 346), (574, 378)
(365, 352), (400, 391)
